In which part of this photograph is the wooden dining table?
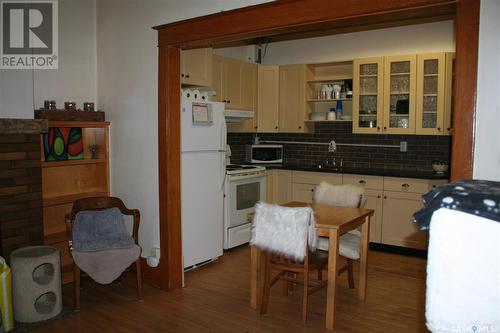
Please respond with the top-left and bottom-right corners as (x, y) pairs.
(249, 201), (374, 330)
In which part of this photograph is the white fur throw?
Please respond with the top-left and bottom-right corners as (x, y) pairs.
(250, 202), (317, 262)
(314, 182), (365, 208)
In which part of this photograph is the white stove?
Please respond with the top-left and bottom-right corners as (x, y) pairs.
(225, 164), (266, 176)
(224, 164), (266, 249)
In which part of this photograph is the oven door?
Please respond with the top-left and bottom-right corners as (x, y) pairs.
(226, 174), (266, 229)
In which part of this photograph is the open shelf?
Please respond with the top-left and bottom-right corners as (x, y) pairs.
(307, 98), (352, 102)
(41, 158), (106, 168)
(43, 191), (108, 207)
(304, 119), (352, 123)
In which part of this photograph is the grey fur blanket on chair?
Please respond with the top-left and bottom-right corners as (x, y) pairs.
(72, 207), (140, 284)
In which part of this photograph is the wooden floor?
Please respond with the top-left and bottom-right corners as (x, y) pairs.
(35, 247), (429, 332)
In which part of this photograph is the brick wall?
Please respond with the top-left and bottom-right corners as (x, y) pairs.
(0, 120), (46, 260)
(228, 122), (451, 171)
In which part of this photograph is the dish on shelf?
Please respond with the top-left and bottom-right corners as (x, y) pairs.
(309, 111), (327, 121)
(432, 161), (449, 174)
(341, 115), (352, 120)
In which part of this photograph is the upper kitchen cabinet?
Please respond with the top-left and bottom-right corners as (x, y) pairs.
(443, 52), (455, 136)
(304, 61), (353, 124)
(383, 55), (417, 134)
(212, 55), (256, 111)
(257, 65), (279, 133)
(352, 57), (384, 134)
(415, 53), (446, 135)
(181, 48), (213, 87)
(279, 64), (307, 133)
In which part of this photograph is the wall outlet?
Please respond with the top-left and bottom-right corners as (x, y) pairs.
(400, 141), (408, 152)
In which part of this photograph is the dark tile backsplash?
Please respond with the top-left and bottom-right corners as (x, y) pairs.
(227, 122), (451, 172)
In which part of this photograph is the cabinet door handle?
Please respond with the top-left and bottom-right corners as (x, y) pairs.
(185, 74), (190, 78)
(222, 100), (227, 103)
(446, 127), (451, 131)
(227, 100), (231, 104)
(275, 126), (278, 130)
(254, 126), (258, 129)
(384, 196), (387, 199)
(359, 180), (366, 184)
(298, 126), (302, 129)
(437, 127), (441, 131)
(401, 183), (410, 188)
(181, 74), (185, 78)
(383, 126), (387, 131)
(377, 195), (381, 198)
(377, 126), (380, 130)
(310, 189), (314, 192)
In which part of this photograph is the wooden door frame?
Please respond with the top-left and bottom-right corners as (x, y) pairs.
(155, 0), (479, 291)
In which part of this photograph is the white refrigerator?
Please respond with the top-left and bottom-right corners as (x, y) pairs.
(181, 99), (226, 269)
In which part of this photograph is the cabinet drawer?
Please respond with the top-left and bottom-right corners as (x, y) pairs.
(292, 171), (342, 185)
(343, 174), (383, 190)
(383, 177), (432, 194)
(227, 224), (251, 248)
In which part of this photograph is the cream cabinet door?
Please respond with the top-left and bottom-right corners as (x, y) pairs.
(181, 48), (213, 87)
(292, 183), (315, 203)
(273, 170), (292, 204)
(279, 64), (306, 133)
(352, 57), (384, 134)
(211, 55), (224, 102)
(223, 58), (243, 109)
(381, 190), (427, 250)
(266, 170), (274, 203)
(383, 55), (417, 134)
(257, 65), (280, 133)
(443, 52), (455, 136)
(364, 189), (383, 243)
(415, 53), (446, 135)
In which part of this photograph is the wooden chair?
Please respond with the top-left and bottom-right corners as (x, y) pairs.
(65, 196), (143, 310)
(313, 182), (366, 289)
(252, 203), (327, 322)
(261, 248), (328, 322)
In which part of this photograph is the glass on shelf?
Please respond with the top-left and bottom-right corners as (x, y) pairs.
(424, 76), (438, 95)
(359, 118), (377, 128)
(391, 61), (410, 74)
(360, 95), (377, 113)
(424, 59), (438, 75)
(423, 113), (437, 128)
(389, 115), (409, 128)
(423, 96), (437, 112)
(360, 77), (377, 94)
(360, 63), (378, 75)
(390, 74), (409, 93)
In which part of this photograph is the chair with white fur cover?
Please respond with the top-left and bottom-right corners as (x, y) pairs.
(250, 202), (327, 322)
(313, 182), (366, 288)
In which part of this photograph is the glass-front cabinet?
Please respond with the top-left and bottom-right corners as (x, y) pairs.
(415, 53), (446, 135)
(443, 52), (455, 135)
(383, 55), (417, 134)
(352, 57), (384, 134)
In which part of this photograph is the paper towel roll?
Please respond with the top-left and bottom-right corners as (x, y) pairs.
(182, 89), (194, 100)
(192, 89), (201, 101)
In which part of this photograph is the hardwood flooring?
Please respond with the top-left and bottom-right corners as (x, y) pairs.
(34, 247), (429, 332)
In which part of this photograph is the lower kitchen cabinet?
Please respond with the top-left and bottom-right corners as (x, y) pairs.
(292, 183), (316, 203)
(381, 190), (426, 249)
(363, 188), (384, 243)
(266, 170), (447, 250)
(266, 170), (292, 204)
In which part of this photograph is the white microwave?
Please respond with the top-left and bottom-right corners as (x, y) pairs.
(245, 144), (283, 164)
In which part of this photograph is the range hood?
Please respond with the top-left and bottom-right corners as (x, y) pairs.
(224, 109), (255, 123)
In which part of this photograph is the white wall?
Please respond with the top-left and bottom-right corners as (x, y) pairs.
(0, 0), (96, 118)
(262, 21), (455, 65)
(473, 0), (500, 181)
(96, 0), (272, 257)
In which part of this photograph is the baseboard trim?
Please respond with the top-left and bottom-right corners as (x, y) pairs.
(369, 243), (427, 259)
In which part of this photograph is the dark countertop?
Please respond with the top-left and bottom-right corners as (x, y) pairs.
(260, 164), (449, 180)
